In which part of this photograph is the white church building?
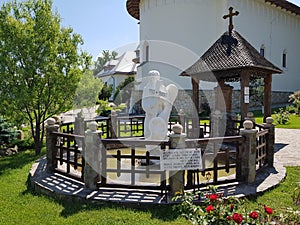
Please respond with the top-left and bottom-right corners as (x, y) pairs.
(126, 0), (300, 93)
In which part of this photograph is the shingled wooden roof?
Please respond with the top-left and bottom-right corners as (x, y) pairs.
(126, 0), (300, 20)
(181, 30), (283, 81)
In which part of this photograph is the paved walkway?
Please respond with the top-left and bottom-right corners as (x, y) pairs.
(29, 128), (300, 205)
(274, 128), (300, 167)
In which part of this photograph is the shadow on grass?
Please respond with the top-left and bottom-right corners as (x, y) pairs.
(25, 173), (182, 223)
(58, 200), (182, 222)
(0, 149), (40, 176)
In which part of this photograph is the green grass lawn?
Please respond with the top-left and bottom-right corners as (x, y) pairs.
(255, 114), (300, 129)
(0, 149), (186, 225)
(0, 149), (299, 225)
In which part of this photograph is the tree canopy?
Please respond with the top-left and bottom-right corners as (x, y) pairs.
(93, 50), (118, 76)
(0, 0), (91, 154)
(73, 70), (103, 110)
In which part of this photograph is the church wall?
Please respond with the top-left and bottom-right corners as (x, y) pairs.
(137, 0), (300, 92)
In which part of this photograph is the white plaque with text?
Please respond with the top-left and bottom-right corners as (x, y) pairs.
(160, 149), (202, 171)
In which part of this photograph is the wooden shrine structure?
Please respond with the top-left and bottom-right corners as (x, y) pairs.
(181, 7), (283, 121)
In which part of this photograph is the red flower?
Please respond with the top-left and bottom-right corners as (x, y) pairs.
(249, 211), (259, 219)
(230, 204), (235, 210)
(232, 213), (243, 224)
(206, 205), (214, 213)
(209, 194), (218, 202)
(264, 205), (273, 214)
(227, 215), (232, 221)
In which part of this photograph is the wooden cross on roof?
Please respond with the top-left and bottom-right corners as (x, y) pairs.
(223, 7), (239, 35)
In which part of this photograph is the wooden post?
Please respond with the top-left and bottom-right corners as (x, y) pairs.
(264, 74), (272, 121)
(263, 117), (275, 167)
(192, 77), (200, 138)
(240, 70), (250, 121)
(192, 76), (199, 115)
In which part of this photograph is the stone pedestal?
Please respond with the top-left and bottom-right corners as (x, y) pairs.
(238, 120), (257, 183)
(84, 121), (102, 190)
(46, 118), (60, 172)
(169, 124), (186, 196)
(110, 110), (117, 138)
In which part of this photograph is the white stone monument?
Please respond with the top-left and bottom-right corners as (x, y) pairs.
(142, 70), (178, 155)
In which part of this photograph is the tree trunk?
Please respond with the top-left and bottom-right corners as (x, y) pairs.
(33, 120), (43, 155)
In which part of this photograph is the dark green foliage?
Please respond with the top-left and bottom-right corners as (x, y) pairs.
(98, 83), (113, 101)
(250, 78), (264, 106)
(113, 77), (135, 106)
(10, 138), (34, 151)
(0, 116), (17, 147)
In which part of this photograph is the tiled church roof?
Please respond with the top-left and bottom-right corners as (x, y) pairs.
(126, 0), (300, 20)
(181, 30), (282, 80)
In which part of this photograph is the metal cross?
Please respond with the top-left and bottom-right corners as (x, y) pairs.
(223, 7), (239, 35)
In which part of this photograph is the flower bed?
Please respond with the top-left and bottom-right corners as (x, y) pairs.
(173, 186), (300, 225)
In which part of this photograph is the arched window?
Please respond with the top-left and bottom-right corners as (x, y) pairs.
(282, 49), (287, 68)
(145, 44), (149, 62)
(260, 44), (265, 57)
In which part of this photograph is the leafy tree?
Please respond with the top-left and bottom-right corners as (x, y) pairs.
(73, 71), (104, 109)
(250, 78), (264, 107)
(0, 0), (91, 155)
(98, 83), (113, 101)
(93, 50), (118, 76)
(113, 76), (135, 106)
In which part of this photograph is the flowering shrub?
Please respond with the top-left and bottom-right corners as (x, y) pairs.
(172, 186), (297, 225)
(274, 108), (290, 125)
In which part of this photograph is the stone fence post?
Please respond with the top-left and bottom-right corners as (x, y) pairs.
(237, 120), (257, 183)
(263, 117), (275, 167)
(84, 121), (102, 190)
(110, 110), (117, 138)
(46, 118), (60, 172)
(74, 111), (85, 136)
(169, 123), (186, 196)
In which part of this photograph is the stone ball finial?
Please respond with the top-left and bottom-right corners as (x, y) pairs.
(243, 120), (254, 129)
(179, 109), (184, 115)
(247, 112), (254, 118)
(172, 122), (183, 134)
(89, 121), (98, 132)
(111, 110), (117, 116)
(266, 117), (274, 124)
(47, 118), (56, 126)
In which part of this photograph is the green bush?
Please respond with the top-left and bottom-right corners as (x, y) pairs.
(10, 138), (35, 151)
(0, 116), (17, 147)
(274, 108), (290, 125)
(289, 90), (300, 115)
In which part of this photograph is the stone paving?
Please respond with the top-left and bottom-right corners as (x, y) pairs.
(29, 128), (299, 205)
(274, 128), (300, 167)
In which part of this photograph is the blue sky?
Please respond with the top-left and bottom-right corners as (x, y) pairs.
(0, 0), (300, 59)
(51, 0), (139, 59)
